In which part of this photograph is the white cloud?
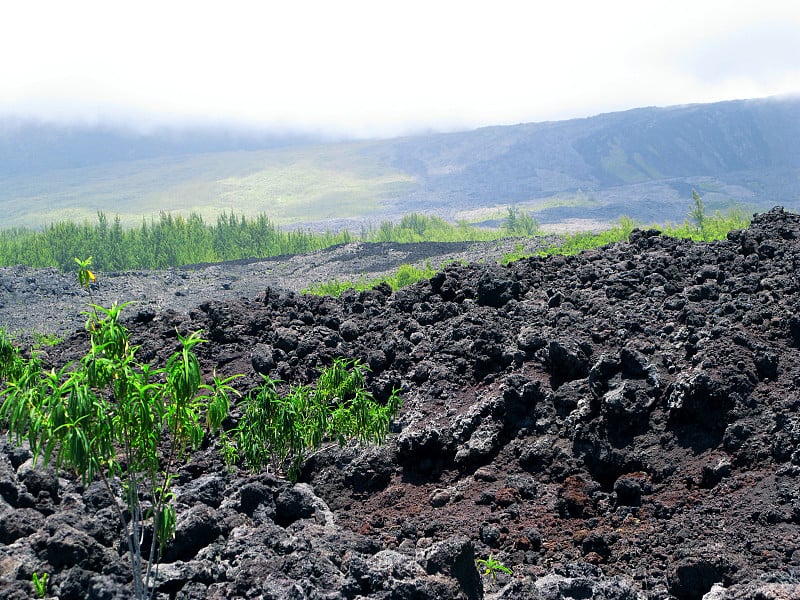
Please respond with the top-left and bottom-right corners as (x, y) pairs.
(1, 0), (799, 136)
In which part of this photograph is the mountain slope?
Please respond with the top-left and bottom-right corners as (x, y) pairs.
(382, 96), (800, 219)
(1, 96), (799, 230)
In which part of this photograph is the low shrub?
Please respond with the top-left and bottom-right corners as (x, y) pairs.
(228, 358), (401, 481)
(1, 302), (239, 600)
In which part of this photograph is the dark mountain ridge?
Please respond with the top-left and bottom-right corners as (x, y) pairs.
(381, 96), (800, 217)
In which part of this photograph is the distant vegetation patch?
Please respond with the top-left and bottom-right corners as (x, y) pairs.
(0, 208), (534, 271)
(535, 200), (750, 258)
(303, 262), (442, 297)
(0, 193), (751, 278)
(307, 197), (751, 296)
(0, 211), (353, 271)
(363, 208), (539, 243)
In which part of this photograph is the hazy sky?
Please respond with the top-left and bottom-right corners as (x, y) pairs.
(2, 0), (800, 137)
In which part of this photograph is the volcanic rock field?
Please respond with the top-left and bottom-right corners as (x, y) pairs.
(1, 208), (800, 599)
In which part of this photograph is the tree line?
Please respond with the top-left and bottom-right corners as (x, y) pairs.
(0, 209), (536, 272)
(0, 211), (354, 271)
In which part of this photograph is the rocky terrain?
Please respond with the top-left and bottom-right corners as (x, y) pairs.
(1, 208), (800, 599)
(0, 238), (542, 342)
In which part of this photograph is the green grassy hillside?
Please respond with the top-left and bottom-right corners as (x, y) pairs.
(0, 142), (415, 229)
(2, 97), (799, 230)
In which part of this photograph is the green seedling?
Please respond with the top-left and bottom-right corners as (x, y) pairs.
(476, 554), (512, 583)
(31, 332), (63, 349)
(75, 256), (99, 323)
(74, 256), (95, 289)
(32, 571), (48, 598)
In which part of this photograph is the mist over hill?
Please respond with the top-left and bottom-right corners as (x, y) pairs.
(0, 120), (316, 176)
(1, 96), (798, 230)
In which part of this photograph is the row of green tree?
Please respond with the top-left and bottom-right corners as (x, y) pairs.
(0, 208), (536, 271)
(0, 212), (356, 271)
